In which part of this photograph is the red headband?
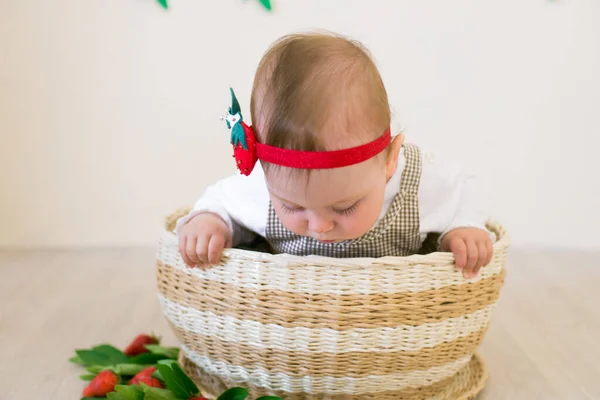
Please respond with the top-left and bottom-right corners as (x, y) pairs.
(225, 88), (391, 176)
(230, 122), (391, 175)
(257, 127), (391, 169)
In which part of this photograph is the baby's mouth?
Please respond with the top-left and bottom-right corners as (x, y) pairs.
(316, 239), (337, 244)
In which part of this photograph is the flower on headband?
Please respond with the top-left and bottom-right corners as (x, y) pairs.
(225, 88), (257, 175)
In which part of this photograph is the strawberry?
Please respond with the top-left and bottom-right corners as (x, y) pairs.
(130, 374), (164, 388)
(226, 88), (258, 176)
(134, 365), (156, 376)
(128, 366), (163, 388)
(124, 334), (159, 356)
(188, 397), (208, 400)
(82, 370), (118, 397)
(232, 121), (257, 176)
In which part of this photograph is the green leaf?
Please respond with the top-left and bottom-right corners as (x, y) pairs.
(256, 397), (282, 400)
(229, 87), (241, 116)
(143, 387), (180, 400)
(82, 397), (102, 400)
(94, 345), (129, 362)
(258, 0), (272, 11)
(76, 344), (128, 366)
(128, 352), (169, 365)
(151, 369), (164, 382)
(156, 362), (199, 398)
(144, 345), (179, 360)
(79, 374), (96, 381)
(76, 350), (108, 366)
(157, 0), (168, 9)
(115, 363), (151, 376)
(156, 359), (178, 367)
(107, 385), (145, 400)
(217, 387), (249, 400)
(107, 393), (128, 400)
(69, 355), (86, 365)
(85, 363), (150, 376)
(86, 365), (106, 374)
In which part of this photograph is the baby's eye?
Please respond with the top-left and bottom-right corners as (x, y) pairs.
(281, 203), (304, 214)
(333, 201), (360, 216)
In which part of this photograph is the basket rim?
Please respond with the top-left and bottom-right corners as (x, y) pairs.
(161, 219), (509, 267)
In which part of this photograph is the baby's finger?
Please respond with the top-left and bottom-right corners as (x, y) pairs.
(179, 236), (193, 266)
(486, 240), (494, 266)
(195, 235), (210, 266)
(473, 242), (487, 276)
(208, 234), (226, 265)
(464, 240), (478, 278)
(450, 238), (467, 270)
(186, 236), (201, 266)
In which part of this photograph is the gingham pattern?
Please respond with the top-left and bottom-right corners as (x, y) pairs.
(266, 144), (423, 258)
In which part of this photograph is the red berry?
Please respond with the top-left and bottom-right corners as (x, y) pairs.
(129, 375), (164, 388)
(129, 367), (156, 385)
(129, 367), (162, 387)
(188, 397), (208, 400)
(124, 334), (159, 356)
(82, 370), (118, 397)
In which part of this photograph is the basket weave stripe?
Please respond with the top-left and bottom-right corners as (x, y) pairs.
(180, 352), (486, 400)
(180, 344), (472, 395)
(159, 295), (495, 353)
(157, 238), (505, 294)
(156, 264), (505, 329)
(169, 322), (486, 377)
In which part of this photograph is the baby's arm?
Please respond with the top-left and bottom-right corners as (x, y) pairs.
(418, 151), (493, 278)
(176, 165), (269, 267)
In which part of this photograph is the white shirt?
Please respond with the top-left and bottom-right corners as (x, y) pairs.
(176, 147), (489, 247)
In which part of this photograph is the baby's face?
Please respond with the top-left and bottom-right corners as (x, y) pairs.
(266, 159), (388, 243)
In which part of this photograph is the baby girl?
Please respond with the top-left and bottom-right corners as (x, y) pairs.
(176, 32), (493, 279)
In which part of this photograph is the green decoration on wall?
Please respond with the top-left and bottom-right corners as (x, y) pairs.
(259, 0), (272, 11)
(157, 0), (272, 12)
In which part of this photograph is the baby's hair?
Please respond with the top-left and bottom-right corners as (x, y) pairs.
(250, 31), (391, 176)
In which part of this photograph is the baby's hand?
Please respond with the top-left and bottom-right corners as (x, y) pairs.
(440, 228), (493, 279)
(178, 213), (232, 267)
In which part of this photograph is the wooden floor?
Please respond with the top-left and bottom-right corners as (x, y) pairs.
(0, 248), (599, 399)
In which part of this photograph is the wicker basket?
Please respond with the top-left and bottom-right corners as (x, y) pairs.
(156, 209), (508, 400)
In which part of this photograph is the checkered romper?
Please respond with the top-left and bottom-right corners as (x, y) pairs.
(265, 144), (423, 258)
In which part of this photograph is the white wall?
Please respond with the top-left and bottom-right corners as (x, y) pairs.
(1, 0), (599, 249)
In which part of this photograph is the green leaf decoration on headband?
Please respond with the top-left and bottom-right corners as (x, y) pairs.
(229, 87), (241, 116)
(228, 88), (248, 150)
(157, 0), (168, 9)
(231, 124), (248, 149)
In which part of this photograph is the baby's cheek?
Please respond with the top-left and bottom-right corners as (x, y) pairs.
(278, 212), (306, 236)
(341, 212), (377, 238)
(348, 201), (384, 237)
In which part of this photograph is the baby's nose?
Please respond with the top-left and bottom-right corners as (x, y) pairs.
(308, 215), (334, 234)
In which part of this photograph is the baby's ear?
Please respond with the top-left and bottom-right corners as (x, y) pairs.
(386, 134), (404, 179)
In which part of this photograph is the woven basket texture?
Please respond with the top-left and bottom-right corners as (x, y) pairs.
(157, 209), (508, 399)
